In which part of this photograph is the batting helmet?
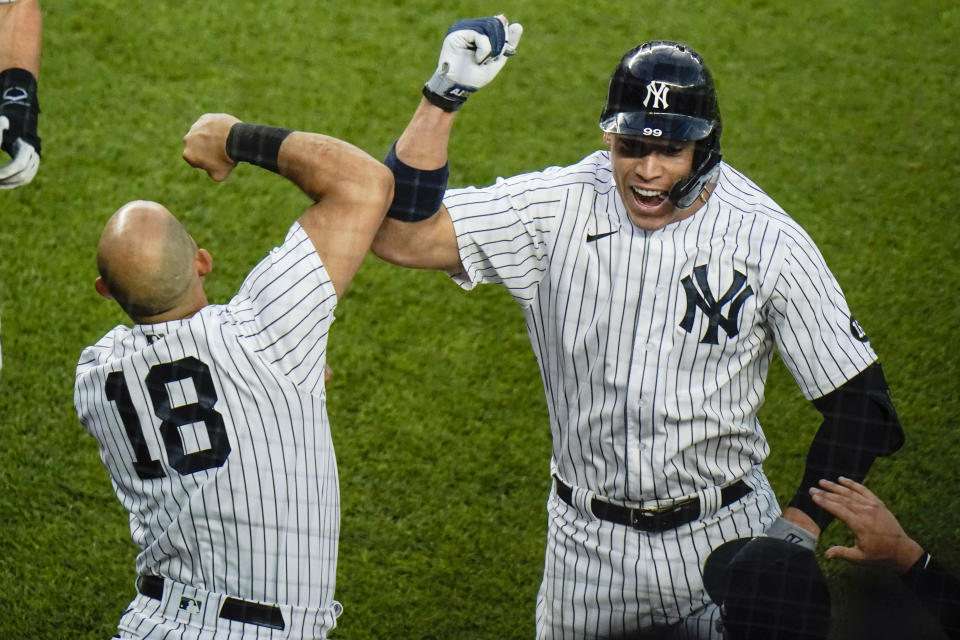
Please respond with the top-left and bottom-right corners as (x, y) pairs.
(599, 41), (721, 209)
(703, 537), (832, 640)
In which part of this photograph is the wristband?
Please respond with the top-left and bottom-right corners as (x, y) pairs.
(383, 140), (449, 222)
(422, 84), (469, 112)
(225, 123), (293, 173)
(764, 516), (818, 551)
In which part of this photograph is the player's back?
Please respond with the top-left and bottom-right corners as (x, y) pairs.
(74, 223), (342, 625)
(75, 306), (339, 610)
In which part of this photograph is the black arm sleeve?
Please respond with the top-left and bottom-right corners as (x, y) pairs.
(788, 362), (904, 529)
(902, 553), (960, 638)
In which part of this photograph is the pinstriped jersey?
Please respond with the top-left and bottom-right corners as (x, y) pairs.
(74, 222), (340, 614)
(445, 151), (877, 504)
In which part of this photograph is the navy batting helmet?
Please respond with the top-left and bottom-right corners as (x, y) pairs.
(599, 41), (722, 209)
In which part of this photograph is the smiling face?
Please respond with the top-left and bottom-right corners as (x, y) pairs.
(605, 133), (703, 230)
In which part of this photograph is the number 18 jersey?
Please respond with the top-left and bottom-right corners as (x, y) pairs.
(74, 223), (339, 624)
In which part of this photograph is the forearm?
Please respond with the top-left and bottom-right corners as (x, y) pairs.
(789, 363), (904, 529)
(395, 97), (458, 169)
(370, 99), (462, 271)
(0, 0), (42, 76)
(278, 131), (393, 206)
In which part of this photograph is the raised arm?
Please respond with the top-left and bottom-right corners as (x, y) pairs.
(371, 99), (461, 271)
(182, 113), (393, 298)
(370, 14), (522, 273)
(0, 0), (43, 189)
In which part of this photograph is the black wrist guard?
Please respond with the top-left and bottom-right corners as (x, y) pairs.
(0, 68), (41, 156)
(422, 85), (465, 112)
(383, 140), (449, 221)
(225, 123), (293, 173)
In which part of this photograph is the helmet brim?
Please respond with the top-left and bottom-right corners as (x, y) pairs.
(599, 111), (715, 141)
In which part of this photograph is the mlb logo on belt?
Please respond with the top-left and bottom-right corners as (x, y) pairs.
(179, 596), (202, 615)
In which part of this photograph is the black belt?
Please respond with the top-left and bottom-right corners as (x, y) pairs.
(136, 575), (285, 630)
(554, 476), (751, 532)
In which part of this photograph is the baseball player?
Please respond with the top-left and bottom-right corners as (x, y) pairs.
(0, 0), (42, 189)
(371, 18), (904, 639)
(74, 113), (392, 638)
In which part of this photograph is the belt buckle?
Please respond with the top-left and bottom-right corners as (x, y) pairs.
(629, 502), (674, 530)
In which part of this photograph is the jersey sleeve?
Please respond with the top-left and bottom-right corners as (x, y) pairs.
(444, 168), (564, 306)
(765, 225), (878, 399)
(227, 222), (336, 390)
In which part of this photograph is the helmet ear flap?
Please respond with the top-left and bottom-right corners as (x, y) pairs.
(669, 134), (721, 209)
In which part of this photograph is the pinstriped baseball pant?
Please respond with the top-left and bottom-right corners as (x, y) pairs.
(113, 589), (342, 639)
(535, 466), (780, 640)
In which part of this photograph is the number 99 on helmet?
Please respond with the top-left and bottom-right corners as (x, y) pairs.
(599, 41), (722, 209)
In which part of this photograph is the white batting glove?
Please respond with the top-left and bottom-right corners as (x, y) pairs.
(423, 15), (523, 111)
(0, 115), (40, 189)
(764, 516), (818, 552)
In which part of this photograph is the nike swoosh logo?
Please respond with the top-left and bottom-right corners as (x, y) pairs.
(586, 230), (618, 242)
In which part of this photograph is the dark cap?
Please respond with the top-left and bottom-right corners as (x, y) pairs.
(703, 537), (831, 639)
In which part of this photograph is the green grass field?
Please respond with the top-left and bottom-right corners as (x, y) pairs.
(1, 1), (958, 638)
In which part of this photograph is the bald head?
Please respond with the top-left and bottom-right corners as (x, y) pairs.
(96, 200), (207, 323)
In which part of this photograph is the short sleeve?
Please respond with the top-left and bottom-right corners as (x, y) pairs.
(445, 169), (568, 306)
(228, 222), (336, 388)
(766, 228), (877, 399)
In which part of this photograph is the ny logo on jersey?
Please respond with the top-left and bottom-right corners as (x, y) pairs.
(680, 265), (755, 345)
(643, 81), (671, 109)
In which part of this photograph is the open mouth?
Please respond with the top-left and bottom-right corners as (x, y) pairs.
(631, 186), (668, 208)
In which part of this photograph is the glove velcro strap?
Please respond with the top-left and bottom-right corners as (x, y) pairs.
(422, 85), (467, 112)
(383, 140), (449, 222)
(225, 123), (293, 173)
(765, 516), (818, 551)
(0, 67), (41, 155)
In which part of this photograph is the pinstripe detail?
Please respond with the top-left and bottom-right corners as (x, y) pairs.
(446, 152), (877, 638)
(75, 223), (341, 638)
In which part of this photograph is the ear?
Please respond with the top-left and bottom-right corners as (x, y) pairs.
(195, 248), (213, 277)
(603, 132), (613, 147)
(94, 276), (114, 300)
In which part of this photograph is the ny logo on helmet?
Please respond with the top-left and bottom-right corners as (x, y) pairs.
(643, 81), (671, 109)
(679, 265), (754, 345)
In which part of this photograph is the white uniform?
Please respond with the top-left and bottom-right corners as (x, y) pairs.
(74, 223), (342, 639)
(444, 151), (877, 638)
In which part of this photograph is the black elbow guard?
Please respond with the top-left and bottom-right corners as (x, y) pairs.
(810, 362), (904, 458)
(790, 363), (904, 528)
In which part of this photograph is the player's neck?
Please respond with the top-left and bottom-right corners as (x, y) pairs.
(133, 289), (209, 325)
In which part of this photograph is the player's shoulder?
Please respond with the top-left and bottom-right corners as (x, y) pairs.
(714, 163), (813, 236)
(233, 221), (331, 302)
(76, 324), (131, 373)
(541, 149), (612, 188)
(482, 149), (611, 192)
